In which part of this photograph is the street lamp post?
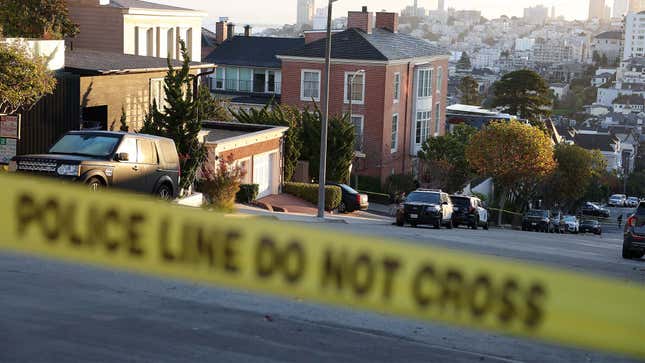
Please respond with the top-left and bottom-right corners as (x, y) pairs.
(317, 0), (337, 218)
(348, 69), (365, 190)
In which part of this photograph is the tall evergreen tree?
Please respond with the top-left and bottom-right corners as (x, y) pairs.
(139, 41), (206, 191)
(458, 76), (481, 105)
(456, 52), (472, 70)
(492, 69), (552, 126)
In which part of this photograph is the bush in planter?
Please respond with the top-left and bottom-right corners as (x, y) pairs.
(236, 184), (259, 203)
(384, 173), (418, 200)
(198, 155), (245, 212)
(284, 182), (341, 211)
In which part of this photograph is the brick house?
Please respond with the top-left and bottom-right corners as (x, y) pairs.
(277, 7), (449, 183)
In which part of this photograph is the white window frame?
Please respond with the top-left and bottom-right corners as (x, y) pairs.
(391, 113), (399, 153)
(343, 71), (365, 105)
(213, 67), (225, 90)
(351, 114), (364, 152)
(150, 77), (168, 110)
(235, 156), (252, 184)
(393, 72), (400, 103)
(417, 68), (433, 98)
(435, 103), (441, 136)
(300, 69), (321, 101)
(436, 67), (443, 95)
(415, 110), (431, 145)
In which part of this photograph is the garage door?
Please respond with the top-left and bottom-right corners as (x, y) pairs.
(253, 153), (272, 198)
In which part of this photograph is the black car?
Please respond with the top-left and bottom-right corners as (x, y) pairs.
(328, 183), (368, 213)
(9, 131), (181, 199)
(623, 201), (645, 259)
(522, 209), (553, 232)
(450, 195), (489, 230)
(581, 202), (610, 218)
(579, 220), (602, 235)
(396, 190), (454, 229)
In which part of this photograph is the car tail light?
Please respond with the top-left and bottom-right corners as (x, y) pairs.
(469, 206), (476, 213)
(356, 194), (361, 204)
(626, 215), (636, 228)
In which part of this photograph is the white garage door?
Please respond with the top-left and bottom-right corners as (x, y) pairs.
(253, 153), (273, 198)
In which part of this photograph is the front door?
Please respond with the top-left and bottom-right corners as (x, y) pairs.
(253, 153), (272, 198)
(113, 137), (143, 191)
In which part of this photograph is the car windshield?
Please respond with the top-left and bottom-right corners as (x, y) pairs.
(338, 184), (358, 194)
(563, 216), (577, 222)
(406, 192), (440, 204)
(50, 134), (121, 157)
(526, 210), (547, 217)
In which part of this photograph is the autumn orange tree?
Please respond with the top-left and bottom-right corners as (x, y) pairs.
(466, 120), (555, 211)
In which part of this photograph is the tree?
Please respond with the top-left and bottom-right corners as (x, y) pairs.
(138, 41), (205, 192)
(543, 144), (606, 210)
(0, 42), (56, 115)
(626, 171), (645, 197)
(418, 124), (478, 193)
(492, 69), (552, 126)
(0, 0), (78, 39)
(458, 76), (481, 105)
(456, 52), (472, 70)
(466, 120), (555, 211)
(600, 54), (608, 67)
(197, 84), (233, 121)
(231, 103), (302, 182)
(592, 51), (601, 65)
(118, 106), (129, 132)
(301, 107), (355, 184)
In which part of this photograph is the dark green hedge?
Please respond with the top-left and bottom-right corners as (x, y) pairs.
(236, 184), (259, 203)
(284, 182), (342, 211)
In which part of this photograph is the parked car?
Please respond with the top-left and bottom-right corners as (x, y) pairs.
(579, 219), (602, 235)
(626, 197), (640, 208)
(9, 131), (180, 199)
(581, 202), (610, 218)
(560, 215), (580, 234)
(449, 195), (489, 230)
(396, 189), (454, 229)
(328, 182), (368, 213)
(522, 209), (553, 232)
(623, 201), (645, 259)
(608, 194), (627, 207)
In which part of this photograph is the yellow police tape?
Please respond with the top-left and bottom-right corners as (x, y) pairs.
(0, 173), (644, 358)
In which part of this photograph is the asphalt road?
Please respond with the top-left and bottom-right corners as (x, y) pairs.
(1, 217), (643, 363)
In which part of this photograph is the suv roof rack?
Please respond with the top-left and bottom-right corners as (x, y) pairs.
(416, 188), (442, 192)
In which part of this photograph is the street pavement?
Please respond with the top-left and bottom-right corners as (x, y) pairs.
(1, 212), (643, 363)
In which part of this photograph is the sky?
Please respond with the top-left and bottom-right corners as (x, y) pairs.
(152, 0), (595, 27)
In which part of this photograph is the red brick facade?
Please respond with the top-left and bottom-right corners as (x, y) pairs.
(280, 57), (449, 183)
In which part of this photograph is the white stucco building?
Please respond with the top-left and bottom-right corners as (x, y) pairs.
(67, 0), (206, 61)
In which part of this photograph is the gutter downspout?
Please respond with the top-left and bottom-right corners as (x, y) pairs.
(401, 61), (412, 173)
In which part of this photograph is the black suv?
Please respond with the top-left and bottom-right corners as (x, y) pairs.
(522, 209), (553, 232)
(623, 201), (645, 259)
(396, 190), (454, 229)
(9, 131), (180, 199)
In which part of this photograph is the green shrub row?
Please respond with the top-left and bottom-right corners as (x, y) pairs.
(236, 184), (259, 203)
(284, 182), (342, 211)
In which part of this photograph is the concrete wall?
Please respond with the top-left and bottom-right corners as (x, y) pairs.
(123, 14), (202, 61)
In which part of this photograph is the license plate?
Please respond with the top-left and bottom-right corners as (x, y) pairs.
(531, 222), (537, 225)
(410, 214), (418, 219)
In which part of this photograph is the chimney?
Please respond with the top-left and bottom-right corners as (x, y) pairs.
(226, 23), (235, 40)
(244, 25), (252, 37)
(375, 12), (398, 33)
(347, 6), (374, 34)
(304, 30), (329, 44)
(215, 19), (228, 44)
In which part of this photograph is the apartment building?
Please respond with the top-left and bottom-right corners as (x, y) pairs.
(66, 0), (206, 61)
(277, 7), (449, 183)
(592, 31), (622, 64)
(623, 11), (645, 60)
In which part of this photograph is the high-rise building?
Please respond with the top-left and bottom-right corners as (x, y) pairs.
(551, 5), (556, 18)
(613, 0), (629, 17)
(438, 0), (445, 11)
(623, 11), (645, 59)
(588, 0), (605, 20)
(629, 0), (645, 13)
(523, 5), (549, 24)
(297, 0), (315, 27)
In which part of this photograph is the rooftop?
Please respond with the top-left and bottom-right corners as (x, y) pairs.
(573, 133), (619, 152)
(278, 28), (447, 61)
(205, 36), (304, 68)
(104, 0), (199, 12)
(65, 48), (212, 75)
(594, 31), (622, 40)
(199, 121), (288, 144)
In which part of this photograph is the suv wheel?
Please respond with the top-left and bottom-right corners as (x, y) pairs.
(396, 215), (405, 227)
(157, 184), (173, 200)
(446, 219), (453, 229)
(622, 241), (633, 259)
(87, 177), (104, 192)
(471, 217), (478, 230)
(483, 221), (489, 230)
(338, 201), (347, 214)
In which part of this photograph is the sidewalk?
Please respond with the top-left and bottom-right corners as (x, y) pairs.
(234, 203), (393, 225)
